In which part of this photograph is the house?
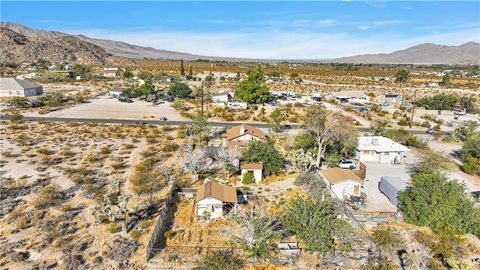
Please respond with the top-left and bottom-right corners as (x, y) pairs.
(378, 94), (403, 108)
(196, 182), (237, 219)
(109, 87), (125, 98)
(227, 101), (248, 110)
(326, 91), (369, 104)
(224, 124), (267, 149)
(321, 168), (363, 199)
(212, 92), (232, 107)
(0, 78), (43, 97)
(356, 136), (411, 164)
(240, 162), (263, 183)
(373, 76), (390, 81)
(103, 67), (120, 78)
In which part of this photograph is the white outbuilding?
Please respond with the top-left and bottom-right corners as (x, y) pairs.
(196, 182), (237, 220)
(240, 162), (263, 183)
(321, 168), (363, 200)
(356, 136), (411, 164)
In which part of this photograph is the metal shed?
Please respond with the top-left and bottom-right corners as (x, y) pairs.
(379, 176), (408, 207)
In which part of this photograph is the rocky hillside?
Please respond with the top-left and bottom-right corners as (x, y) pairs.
(333, 42), (480, 65)
(0, 27), (131, 65)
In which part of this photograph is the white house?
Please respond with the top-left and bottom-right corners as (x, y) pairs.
(227, 101), (248, 110)
(326, 91), (370, 104)
(240, 162), (263, 183)
(108, 87), (125, 98)
(0, 78), (43, 97)
(377, 94), (404, 108)
(103, 67), (120, 78)
(322, 168), (363, 200)
(212, 92), (231, 107)
(224, 124), (267, 149)
(356, 136), (411, 164)
(196, 182), (237, 220)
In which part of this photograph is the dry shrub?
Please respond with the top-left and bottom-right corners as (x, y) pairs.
(129, 157), (167, 195)
(33, 184), (64, 209)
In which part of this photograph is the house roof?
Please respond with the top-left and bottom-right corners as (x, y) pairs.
(241, 162), (263, 170)
(328, 91), (366, 99)
(322, 168), (363, 184)
(196, 182), (237, 203)
(225, 124), (267, 141)
(0, 78), (42, 91)
(357, 136), (411, 152)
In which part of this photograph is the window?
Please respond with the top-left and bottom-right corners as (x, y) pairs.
(362, 150), (369, 154)
(384, 152), (390, 156)
(8, 90), (13, 95)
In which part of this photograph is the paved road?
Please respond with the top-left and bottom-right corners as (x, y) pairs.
(0, 115), (439, 135)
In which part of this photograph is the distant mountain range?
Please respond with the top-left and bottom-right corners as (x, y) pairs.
(1, 22), (479, 65)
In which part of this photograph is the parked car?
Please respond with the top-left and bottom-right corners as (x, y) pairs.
(159, 117), (167, 121)
(426, 127), (439, 134)
(118, 96), (133, 103)
(339, 159), (356, 169)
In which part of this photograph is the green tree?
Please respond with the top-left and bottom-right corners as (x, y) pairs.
(138, 70), (153, 81)
(399, 172), (480, 236)
(8, 96), (29, 108)
(168, 83), (192, 98)
(460, 133), (480, 175)
(188, 65), (193, 76)
(242, 140), (283, 176)
(37, 91), (65, 107)
(395, 69), (411, 83)
(292, 133), (317, 151)
(123, 69), (133, 79)
(284, 197), (353, 251)
(242, 171), (254, 184)
(180, 59), (185, 76)
(235, 68), (270, 104)
(188, 114), (209, 140)
(36, 59), (50, 69)
(137, 80), (155, 96)
(441, 74), (450, 86)
(72, 64), (90, 78)
(194, 249), (243, 270)
(269, 108), (285, 132)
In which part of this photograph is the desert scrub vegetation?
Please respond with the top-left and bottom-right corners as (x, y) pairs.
(129, 157), (169, 195)
(33, 184), (65, 209)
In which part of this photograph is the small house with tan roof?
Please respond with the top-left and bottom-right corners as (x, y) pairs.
(224, 124), (267, 149)
(321, 168), (363, 200)
(196, 182), (237, 219)
(241, 162), (263, 183)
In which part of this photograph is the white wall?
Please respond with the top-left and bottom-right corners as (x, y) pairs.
(241, 169), (262, 183)
(197, 198), (224, 219)
(357, 151), (405, 164)
(329, 180), (362, 199)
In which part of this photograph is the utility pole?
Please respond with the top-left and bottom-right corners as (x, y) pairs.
(409, 90), (417, 128)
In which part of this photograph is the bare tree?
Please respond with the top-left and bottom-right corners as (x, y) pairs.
(303, 105), (357, 168)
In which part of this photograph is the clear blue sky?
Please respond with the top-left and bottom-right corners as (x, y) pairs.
(2, 1), (479, 59)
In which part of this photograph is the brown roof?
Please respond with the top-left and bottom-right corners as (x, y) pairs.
(322, 168), (363, 184)
(225, 124), (267, 141)
(196, 182), (237, 203)
(241, 162), (263, 170)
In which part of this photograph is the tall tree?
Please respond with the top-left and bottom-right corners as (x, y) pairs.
(235, 68), (270, 104)
(395, 69), (411, 83)
(269, 108), (286, 132)
(303, 105), (357, 167)
(180, 59), (185, 76)
(188, 65), (193, 76)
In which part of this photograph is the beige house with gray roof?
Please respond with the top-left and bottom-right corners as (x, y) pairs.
(0, 78), (43, 97)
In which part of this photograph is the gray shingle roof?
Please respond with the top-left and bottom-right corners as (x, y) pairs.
(0, 78), (42, 91)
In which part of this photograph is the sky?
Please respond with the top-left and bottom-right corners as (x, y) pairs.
(1, 1), (479, 59)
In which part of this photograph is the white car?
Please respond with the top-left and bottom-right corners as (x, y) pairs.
(339, 159), (356, 169)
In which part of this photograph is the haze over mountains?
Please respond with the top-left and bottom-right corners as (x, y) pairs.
(1, 22), (479, 65)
